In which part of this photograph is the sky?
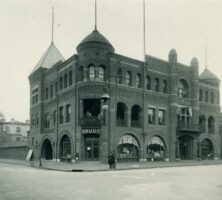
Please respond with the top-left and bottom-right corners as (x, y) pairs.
(0, 0), (222, 122)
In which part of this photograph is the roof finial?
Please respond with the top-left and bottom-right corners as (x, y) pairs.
(51, 7), (54, 44)
(205, 38), (208, 69)
(95, 0), (97, 30)
(143, 0), (146, 61)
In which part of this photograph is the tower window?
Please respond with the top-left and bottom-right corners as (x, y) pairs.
(89, 65), (95, 80)
(99, 66), (105, 81)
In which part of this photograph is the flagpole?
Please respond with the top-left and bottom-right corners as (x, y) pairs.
(52, 7), (54, 43)
(142, 0), (147, 162)
(95, 0), (97, 30)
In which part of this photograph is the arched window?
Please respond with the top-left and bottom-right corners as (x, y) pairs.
(59, 76), (63, 90)
(163, 80), (167, 93)
(208, 116), (215, 134)
(131, 105), (142, 127)
(117, 135), (139, 161)
(154, 78), (160, 92)
(201, 139), (214, 160)
(117, 68), (122, 84)
(211, 92), (214, 104)
(69, 70), (73, 86)
(199, 115), (206, 132)
(59, 135), (71, 160)
(146, 76), (151, 90)
(136, 73), (142, 88)
(89, 65), (95, 80)
(205, 91), (209, 102)
(178, 79), (189, 98)
(147, 136), (165, 161)
(116, 102), (127, 126)
(126, 71), (132, 86)
(199, 89), (203, 101)
(99, 66), (105, 81)
(78, 66), (84, 82)
(64, 73), (68, 88)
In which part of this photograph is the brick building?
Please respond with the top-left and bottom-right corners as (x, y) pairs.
(28, 27), (221, 162)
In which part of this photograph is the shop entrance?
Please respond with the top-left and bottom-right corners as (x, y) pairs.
(85, 136), (99, 161)
(178, 135), (194, 160)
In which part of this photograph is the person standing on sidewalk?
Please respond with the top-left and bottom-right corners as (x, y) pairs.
(108, 151), (116, 169)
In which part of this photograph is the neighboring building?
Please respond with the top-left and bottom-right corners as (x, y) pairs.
(0, 119), (30, 147)
(28, 27), (221, 162)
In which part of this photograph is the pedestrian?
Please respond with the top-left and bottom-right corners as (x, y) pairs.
(108, 151), (116, 169)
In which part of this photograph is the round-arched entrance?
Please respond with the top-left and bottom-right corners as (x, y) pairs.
(59, 135), (71, 160)
(117, 135), (139, 162)
(178, 135), (194, 160)
(41, 139), (53, 160)
(147, 136), (166, 161)
(201, 139), (214, 159)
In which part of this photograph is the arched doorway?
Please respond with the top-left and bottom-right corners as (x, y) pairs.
(201, 139), (214, 159)
(147, 136), (166, 161)
(178, 135), (194, 160)
(59, 135), (71, 160)
(41, 139), (53, 160)
(117, 135), (139, 162)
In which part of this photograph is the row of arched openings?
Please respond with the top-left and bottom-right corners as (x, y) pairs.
(40, 134), (214, 161)
(199, 89), (216, 104)
(117, 103), (142, 127)
(117, 68), (168, 93)
(78, 65), (106, 81)
(41, 135), (71, 160)
(199, 115), (215, 133)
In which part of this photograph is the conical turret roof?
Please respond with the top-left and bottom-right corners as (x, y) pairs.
(31, 42), (64, 73)
(77, 29), (114, 52)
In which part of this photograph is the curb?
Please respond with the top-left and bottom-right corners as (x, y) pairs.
(1, 159), (222, 173)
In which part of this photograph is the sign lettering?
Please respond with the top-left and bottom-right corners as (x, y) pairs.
(82, 128), (101, 135)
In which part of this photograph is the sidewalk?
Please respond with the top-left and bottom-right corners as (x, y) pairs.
(1, 158), (222, 172)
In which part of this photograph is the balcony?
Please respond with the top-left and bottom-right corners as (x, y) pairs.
(131, 120), (142, 128)
(177, 122), (201, 135)
(80, 116), (104, 127)
(116, 119), (127, 127)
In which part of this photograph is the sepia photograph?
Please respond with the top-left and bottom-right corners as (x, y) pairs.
(0, 0), (222, 199)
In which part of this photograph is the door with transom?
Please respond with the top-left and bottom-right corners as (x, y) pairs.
(85, 136), (99, 161)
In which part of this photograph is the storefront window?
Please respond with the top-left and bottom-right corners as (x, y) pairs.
(117, 135), (139, 161)
(147, 136), (165, 161)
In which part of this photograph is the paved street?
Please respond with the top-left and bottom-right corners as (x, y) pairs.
(0, 163), (222, 200)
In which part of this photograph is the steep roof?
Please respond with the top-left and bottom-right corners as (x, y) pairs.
(199, 68), (219, 81)
(80, 29), (112, 45)
(31, 42), (65, 74)
(77, 29), (114, 52)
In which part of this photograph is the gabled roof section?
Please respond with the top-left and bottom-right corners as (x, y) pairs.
(199, 68), (219, 81)
(31, 42), (65, 74)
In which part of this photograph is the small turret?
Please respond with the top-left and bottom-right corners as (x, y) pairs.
(168, 49), (177, 63)
(190, 57), (199, 68)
